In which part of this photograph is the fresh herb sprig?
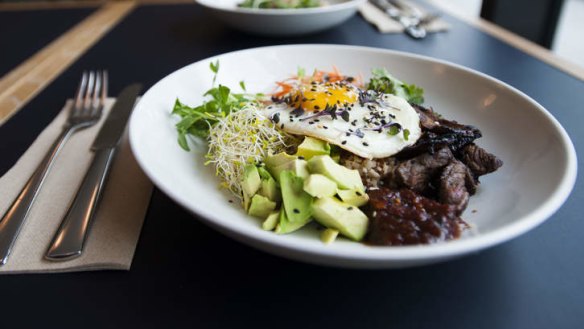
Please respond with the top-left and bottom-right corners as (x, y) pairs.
(366, 68), (424, 105)
(172, 61), (260, 151)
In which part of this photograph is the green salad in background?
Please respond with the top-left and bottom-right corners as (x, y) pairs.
(238, 0), (322, 9)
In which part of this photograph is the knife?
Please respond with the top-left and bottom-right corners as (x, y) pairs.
(45, 83), (142, 261)
(370, 0), (427, 39)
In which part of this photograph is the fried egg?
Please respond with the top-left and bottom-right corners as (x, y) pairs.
(266, 82), (421, 159)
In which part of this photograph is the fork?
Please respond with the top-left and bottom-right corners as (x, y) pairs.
(0, 71), (107, 266)
(372, 0), (428, 39)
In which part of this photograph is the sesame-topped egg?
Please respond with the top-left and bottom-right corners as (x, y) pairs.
(266, 82), (421, 159)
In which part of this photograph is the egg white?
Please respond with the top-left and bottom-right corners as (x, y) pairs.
(265, 94), (421, 159)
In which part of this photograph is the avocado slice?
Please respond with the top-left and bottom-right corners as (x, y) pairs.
(248, 194), (277, 219)
(312, 197), (368, 241)
(330, 145), (341, 163)
(275, 207), (309, 234)
(307, 155), (364, 190)
(320, 228), (340, 244)
(262, 210), (280, 231)
(303, 174), (337, 198)
(257, 167), (281, 203)
(241, 164), (261, 197)
(279, 170), (313, 224)
(271, 159), (309, 184)
(295, 136), (331, 160)
(337, 189), (369, 207)
(264, 152), (296, 172)
(243, 190), (252, 212)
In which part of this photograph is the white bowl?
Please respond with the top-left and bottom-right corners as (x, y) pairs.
(196, 0), (366, 36)
(129, 45), (577, 268)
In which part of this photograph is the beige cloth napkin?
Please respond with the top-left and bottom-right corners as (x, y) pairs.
(0, 98), (152, 274)
(360, 1), (450, 34)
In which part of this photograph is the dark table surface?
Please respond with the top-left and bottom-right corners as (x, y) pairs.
(1, 3), (583, 329)
(0, 7), (95, 77)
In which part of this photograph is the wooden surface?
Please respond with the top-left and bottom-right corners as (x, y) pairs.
(0, 0), (582, 124)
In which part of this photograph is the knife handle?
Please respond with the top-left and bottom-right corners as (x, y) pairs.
(45, 147), (116, 261)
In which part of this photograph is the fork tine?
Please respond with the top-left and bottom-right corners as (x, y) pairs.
(92, 71), (102, 113)
(97, 71), (108, 117)
(101, 71), (108, 103)
(73, 72), (88, 110)
(83, 71), (96, 112)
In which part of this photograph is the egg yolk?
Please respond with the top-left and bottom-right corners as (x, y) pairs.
(290, 83), (357, 112)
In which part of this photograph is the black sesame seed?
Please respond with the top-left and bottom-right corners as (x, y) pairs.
(280, 124), (285, 129)
(314, 105), (320, 110)
(347, 207), (354, 210)
(323, 126), (329, 129)
(293, 208), (300, 214)
(298, 156), (305, 160)
(345, 132), (351, 137)
(341, 141), (347, 145)
(356, 191), (362, 196)
(309, 121), (315, 125)
(363, 142), (369, 146)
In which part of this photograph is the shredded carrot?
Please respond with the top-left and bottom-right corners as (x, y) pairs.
(270, 67), (362, 97)
(273, 81), (293, 98)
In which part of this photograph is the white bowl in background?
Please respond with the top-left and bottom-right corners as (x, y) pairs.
(196, 0), (366, 36)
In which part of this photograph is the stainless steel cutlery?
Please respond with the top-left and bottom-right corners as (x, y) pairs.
(0, 71), (107, 265)
(370, 0), (438, 39)
(45, 83), (142, 261)
(0, 71), (142, 265)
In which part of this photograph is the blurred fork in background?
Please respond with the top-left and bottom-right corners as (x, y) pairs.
(370, 0), (439, 39)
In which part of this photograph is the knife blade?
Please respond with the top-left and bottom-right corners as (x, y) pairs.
(92, 84), (142, 150)
(45, 83), (142, 261)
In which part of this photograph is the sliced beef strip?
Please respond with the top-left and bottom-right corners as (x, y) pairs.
(439, 159), (478, 214)
(398, 104), (483, 159)
(412, 104), (441, 130)
(393, 146), (453, 193)
(364, 188), (466, 246)
(459, 143), (503, 178)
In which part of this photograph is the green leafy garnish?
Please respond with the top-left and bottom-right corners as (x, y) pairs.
(403, 129), (410, 141)
(367, 68), (424, 105)
(210, 60), (219, 85)
(172, 61), (259, 151)
(210, 60), (219, 74)
(387, 125), (400, 136)
(297, 67), (306, 79)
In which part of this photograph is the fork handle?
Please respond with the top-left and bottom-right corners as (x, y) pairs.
(0, 128), (76, 265)
(45, 147), (116, 261)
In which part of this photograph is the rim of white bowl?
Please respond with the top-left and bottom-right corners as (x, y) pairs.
(196, 0), (366, 16)
(129, 44), (578, 263)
